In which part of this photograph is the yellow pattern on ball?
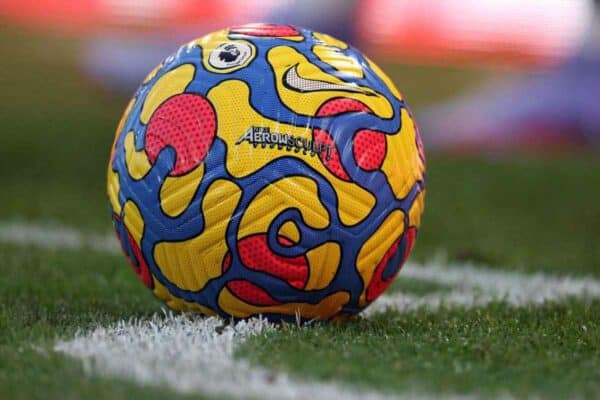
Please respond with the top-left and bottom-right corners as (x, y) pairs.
(238, 176), (329, 239)
(140, 64), (195, 124)
(153, 179), (242, 292)
(305, 242), (342, 291)
(123, 201), (144, 247)
(160, 164), (205, 218)
(357, 210), (405, 306)
(218, 288), (350, 319)
(381, 109), (423, 200)
(123, 131), (152, 180)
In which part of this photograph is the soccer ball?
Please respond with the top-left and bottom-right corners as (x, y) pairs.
(107, 23), (426, 321)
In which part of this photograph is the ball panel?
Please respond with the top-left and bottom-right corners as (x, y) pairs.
(313, 44), (365, 79)
(312, 32), (349, 49)
(381, 108), (425, 200)
(365, 226), (416, 302)
(278, 221), (301, 244)
(237, 176), (330, 240)
(121, 226), (153, 290)
(218, 287), (350, 320)
(140, 64), (195, 124)
(146, 93), (216, 176)
(122, 131), (152, 180)
(107, 168), (121, 215)
(305, 242), (341, 291)
(409, 190), (426, 229)
(365, 236), (402, 302)
(113, 202), (153, 289)
(353, 129), (387, 171)
(152, 179), (241, 292)
(312, 128), (350, 181)
(357, 210), (405, 307)
(229, 23), (301, 38)
(226, 280), (282, 307)
(236, 234), (309, 290)
(152, 277), (217, 316)
(110, 97), (135, 163)
(159, 163), (205, 218)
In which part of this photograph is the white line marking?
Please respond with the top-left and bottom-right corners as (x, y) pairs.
(403, 258), (600, 300)
(366, 259), (600, 315)
(56, 313), (471, 400)
(0, 220), (118, 254)
(5, 220), (599, 399)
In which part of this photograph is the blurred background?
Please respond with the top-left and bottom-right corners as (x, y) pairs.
(1, 0), (598, 272)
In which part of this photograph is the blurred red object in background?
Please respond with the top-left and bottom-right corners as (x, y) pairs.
(0, 0), (279, 34)
(356, 0), (594, 67)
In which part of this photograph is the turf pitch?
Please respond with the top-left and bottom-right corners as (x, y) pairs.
(0, 29), (599, 400)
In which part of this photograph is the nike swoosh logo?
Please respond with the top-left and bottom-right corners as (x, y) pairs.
(283, 64), (368, 94)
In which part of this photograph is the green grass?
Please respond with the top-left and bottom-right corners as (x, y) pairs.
(0, 244), (193, 400)
(238, 301), (600, 399)
(0, 242), (218, 400)
(414, 156), (600, 275)
(0, 29), (123, 231)
(0, 244), (157, 341)
(0, 349), (203, 400)
(0, 27), (599, 400)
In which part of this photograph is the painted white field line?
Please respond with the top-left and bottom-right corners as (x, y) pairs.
(56, 313), (476, 400)
(0, 220), (118, 254)
(366, 259), (600, 315)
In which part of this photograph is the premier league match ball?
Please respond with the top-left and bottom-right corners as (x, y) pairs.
(107, 23), (426, 321)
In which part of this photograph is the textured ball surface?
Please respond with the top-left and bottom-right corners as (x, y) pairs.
(107, 23), (426, 321)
